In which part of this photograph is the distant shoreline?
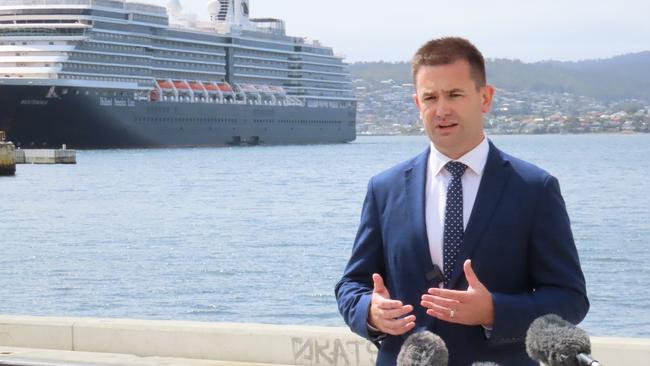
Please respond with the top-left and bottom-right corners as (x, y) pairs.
(358, 131), (648, 137)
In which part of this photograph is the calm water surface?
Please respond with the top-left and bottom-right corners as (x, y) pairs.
(1, 134), (648, 337)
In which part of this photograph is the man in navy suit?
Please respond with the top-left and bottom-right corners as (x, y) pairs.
(335, 37), (588, 365)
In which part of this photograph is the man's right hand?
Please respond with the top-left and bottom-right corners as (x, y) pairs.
(368, 273), (416, 336)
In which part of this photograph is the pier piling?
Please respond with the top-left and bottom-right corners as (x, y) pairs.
(0, 131), (16, 176)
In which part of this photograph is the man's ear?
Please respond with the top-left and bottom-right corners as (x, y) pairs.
(481, 85), (495, 113)
(413, 93), (425, 121)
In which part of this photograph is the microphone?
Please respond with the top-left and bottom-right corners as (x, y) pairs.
(526, 314), (602, 366)
(426, 264), (445, 287)
(397, 330), (448, 366)
(471, 363), (502, 366)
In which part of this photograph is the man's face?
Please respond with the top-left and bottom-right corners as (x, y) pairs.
(413, 60), (494, 159)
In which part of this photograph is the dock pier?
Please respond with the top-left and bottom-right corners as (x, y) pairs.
(1, 131), (77, 168)
(15, 145), (76, 164)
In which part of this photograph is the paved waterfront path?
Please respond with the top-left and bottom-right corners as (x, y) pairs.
(0, 346), (289, 366)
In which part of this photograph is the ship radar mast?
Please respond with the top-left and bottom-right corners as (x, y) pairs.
(207, 0), (254, 33)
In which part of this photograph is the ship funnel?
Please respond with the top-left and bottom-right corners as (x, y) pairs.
(208, 0), (253, 31)
(207, 0), (227, 22)
(166, 0), (182, 18)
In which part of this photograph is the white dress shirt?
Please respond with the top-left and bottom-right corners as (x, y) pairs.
(425, 138), (489, 277)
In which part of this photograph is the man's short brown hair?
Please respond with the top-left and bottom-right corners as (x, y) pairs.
(411, 37), (486, 89)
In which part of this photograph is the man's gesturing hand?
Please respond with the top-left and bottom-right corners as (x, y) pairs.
(420, 259), (494, 327)
(368, 273), (416, 335)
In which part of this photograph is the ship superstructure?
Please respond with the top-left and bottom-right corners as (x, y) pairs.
(0, 0), (356, 147)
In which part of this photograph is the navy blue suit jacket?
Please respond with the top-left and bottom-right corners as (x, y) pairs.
(335, 142), (589, 366)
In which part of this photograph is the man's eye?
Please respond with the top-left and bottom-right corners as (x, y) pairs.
(450, 93), (462, 98)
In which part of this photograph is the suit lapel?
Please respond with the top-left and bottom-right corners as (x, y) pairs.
(404, 147), (434, 274)
(449, 141), (512, 288)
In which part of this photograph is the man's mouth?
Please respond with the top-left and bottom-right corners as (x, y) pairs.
(438, 123), (458, 129)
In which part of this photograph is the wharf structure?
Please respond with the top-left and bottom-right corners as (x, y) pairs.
(0, 0), (356, 148)
(14, 146), (76, 163)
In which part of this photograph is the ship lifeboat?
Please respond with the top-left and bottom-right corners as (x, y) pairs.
(156, 80), (174, 89)
(202, 82), (219, 92)
(237, 83), (261, 104)
(257, 84), (273, 93)
(188, 81), (204, 91)
(269, 85), (286, 95)
(173, 81), (189, 89)
(217, 82), (233, 92)
(240, 83), (258, 93)
(255, 85), (277, 105)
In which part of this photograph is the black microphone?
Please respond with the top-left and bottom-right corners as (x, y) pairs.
(397, 330), (448, 366)
(426, 264), (445, 287)
(526, 314), (602, 366)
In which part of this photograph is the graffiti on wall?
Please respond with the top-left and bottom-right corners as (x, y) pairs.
(291, 337), (377, 366)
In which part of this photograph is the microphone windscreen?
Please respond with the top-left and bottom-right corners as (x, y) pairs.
(525, 314), (591, 366)
(397, 330), (448, 366)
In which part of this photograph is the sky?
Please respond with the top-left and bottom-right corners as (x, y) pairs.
(149, 0), (650, 63)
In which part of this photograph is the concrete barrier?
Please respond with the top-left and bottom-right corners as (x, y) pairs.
(15, 149), (76, 164)
(0, 316), (377, 366)
(0, 142), (16, 176)
(0, 315), (648, 365)
(14, 148), (25, 164)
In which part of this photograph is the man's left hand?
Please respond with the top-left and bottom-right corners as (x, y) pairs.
(420, 259), (494, 327)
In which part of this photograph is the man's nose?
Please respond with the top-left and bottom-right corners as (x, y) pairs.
(435, 97), (451, 117)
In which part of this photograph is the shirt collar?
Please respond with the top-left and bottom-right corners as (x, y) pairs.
(429, 137), (489, 177)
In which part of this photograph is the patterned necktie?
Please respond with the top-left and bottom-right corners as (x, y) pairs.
(443, 161), (468, 286)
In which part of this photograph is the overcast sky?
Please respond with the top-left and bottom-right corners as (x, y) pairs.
(150, 0), (649, 63)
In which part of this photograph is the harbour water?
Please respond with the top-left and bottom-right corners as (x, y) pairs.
(1, 134), (648, 338)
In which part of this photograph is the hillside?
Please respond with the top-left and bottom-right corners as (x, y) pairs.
(348, 52), (650, 102)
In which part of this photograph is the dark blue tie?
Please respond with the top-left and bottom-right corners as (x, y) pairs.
(443, 161), (467, 286)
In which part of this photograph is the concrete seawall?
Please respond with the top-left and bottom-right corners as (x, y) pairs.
(0, 315), (648, 365)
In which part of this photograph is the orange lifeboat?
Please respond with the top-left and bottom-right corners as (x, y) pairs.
(188, 82), (204, 91)
(174, 81), (189, 89)
(202, 82), (219, 91)
(156, 80), (174, 89)
(217, 83), (233, 92)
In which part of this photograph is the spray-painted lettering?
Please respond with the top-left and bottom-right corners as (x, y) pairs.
(291, 337), (377, 366)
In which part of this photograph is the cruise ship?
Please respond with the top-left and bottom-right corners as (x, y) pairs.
(0, 0), (356, 148)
